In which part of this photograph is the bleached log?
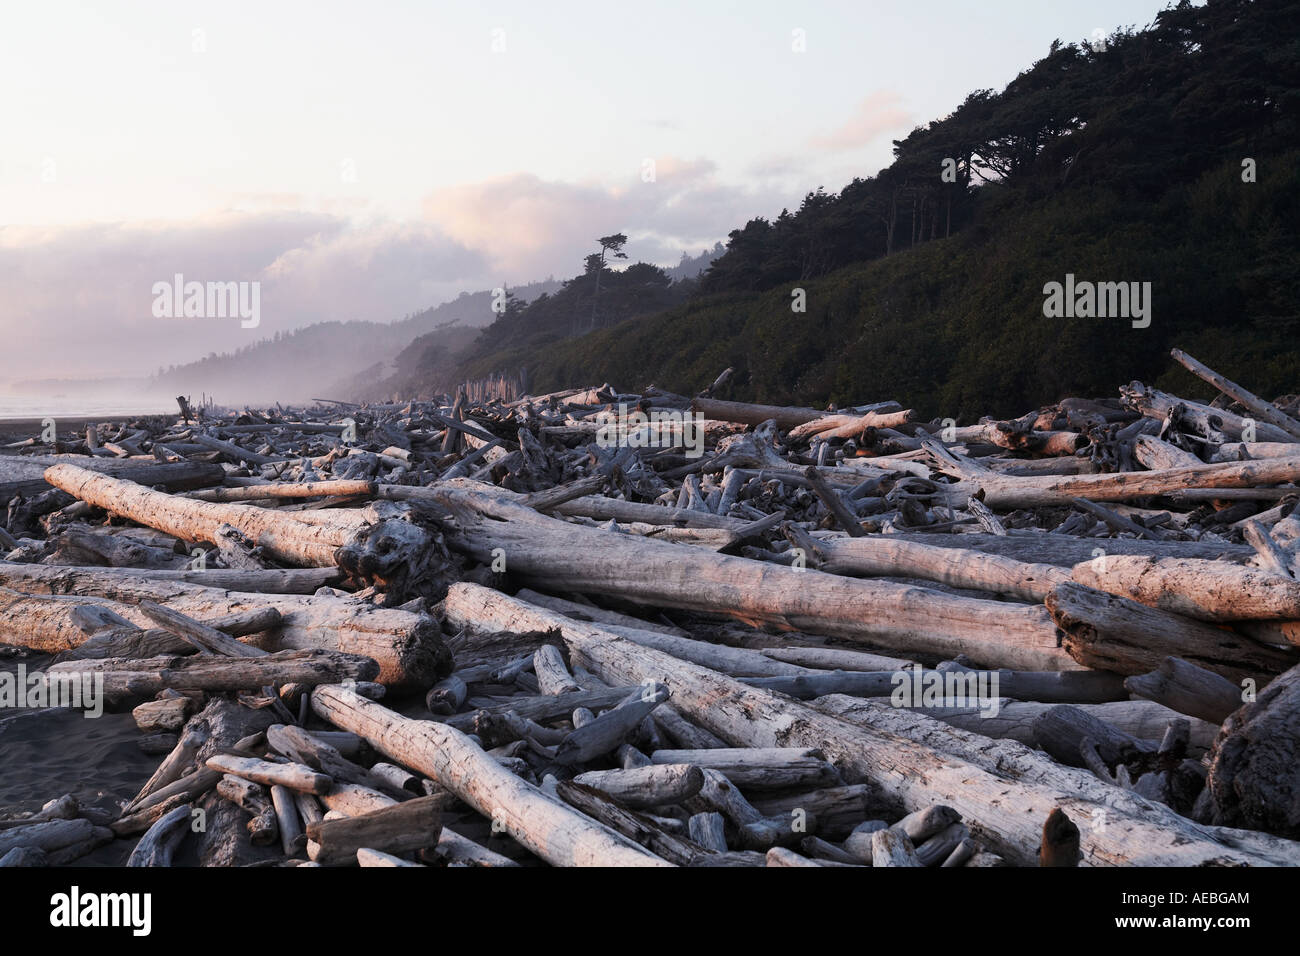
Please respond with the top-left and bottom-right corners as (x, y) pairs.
(357, 848), (423, 867)
(61, 606), (282, 661)
(441, 584), (1300, 866)
(186, 480), (377, 502)
(878, 532), (1252, 566)
(215, 775), (278, 846)
(0, 563), (450, 687)
(306, 795), (444, 866)
(765, 847), (824, 867)
(1169, 349), (1300, 441)
(649, 748), (841, 791)
(941, 454), (1300, 509)
(741, 667), (1126, 704)
(429, 482), (1076, 671)
(311, 684), (670, 866)
(571, 764), (705, 808)
(46, 648), (379, 697)
(533, 644), (581, 695)
(887, 699), (1219, 753)
(1133, 434), (1201, 470)
(554, 685), (669, 764)
(45, 464), (450, 597)
(138, 600), (266, 657)
(1122, 381), (1295, 443)
(813, 533), (1069, 602)
(1047, 581), (1295, 681)
(758, 646), (914, 671)
(513, 589), (686, 636)
(205, 754), (332, 795)
(1072, 554), (1300, 622)
(872, 829), (921, 867)
(1124, 657), (1244, 724)
(271, 785), (305, 855)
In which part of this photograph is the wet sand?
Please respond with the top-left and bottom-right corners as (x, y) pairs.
(0, 655), (159, 865)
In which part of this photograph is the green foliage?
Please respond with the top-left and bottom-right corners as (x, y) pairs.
(448, 0), (1300, 415)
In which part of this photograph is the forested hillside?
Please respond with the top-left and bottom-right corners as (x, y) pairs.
(452, 0), (1300, 418)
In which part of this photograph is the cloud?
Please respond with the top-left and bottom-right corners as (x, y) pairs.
(0, 214), (487, 381)
(0, 157), (798, 382)
(422, 157), (789, 279)
(810, 92), (912, 151)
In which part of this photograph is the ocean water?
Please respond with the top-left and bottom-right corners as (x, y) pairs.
(0, 394), (172, 422)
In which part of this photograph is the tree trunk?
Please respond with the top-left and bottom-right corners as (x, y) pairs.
(427, 481), (1076, 671)
(440, 583), (1300, 866)
(310, 684), (672, 866)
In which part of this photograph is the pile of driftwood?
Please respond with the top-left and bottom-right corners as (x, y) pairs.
(3, 346), (1300, 867)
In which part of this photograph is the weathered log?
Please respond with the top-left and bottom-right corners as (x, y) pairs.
(1072, 554), (1300, 622)
(437, 686), (635, 732)
(0, 818), (99, 857)
(45, 464), (451, 597)
(815, 534), (1069, 602)
(60, 607), (282, 662)
(429, 827), (521, 867)
(205, 754), (332, 795)
(311, 684), (671, 866)
(1122, 381), (1295, 443)
(940, 453), (1300, 509)
(741, 667), (1127, 704)
(428, 482), (1075, 671)
(872, 828), (922, 867)
(1031, 704), (1151, 767)
(47, 649), (379, 697)
(1204, 661), (1300, 837)
(571, 765), (705, 808)
(1168, 350), (1300, 441)
(1132, 434), (1202, 470)
(271, 784), (305, 854)
(1124, 657), (1244, 724)
(554, 685), (669, 765)
(533, 644), (581, 695)
(441, 584), (1300, 865)
(886, 699), (1219, 753)
(126, 804), (192, 867)
(132, 697), (191, 733)
(1047, 581), (1295, 681)
(554, 781), (726, 866)
(306, 795), (445, 866)
(357, 848), (423, 867)
(649, 748), (841, 791)
(878, 532), (1252, 566)
(137, 600), (266, 657)
(0, 457), (224, 503)
(215, 775), (279, 846)
(758, 646), (914, 671)
(187, 480), (377, 502)
(513, 589), (686, 636)
(0, 563), (450, 687)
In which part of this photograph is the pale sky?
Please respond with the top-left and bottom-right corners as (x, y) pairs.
(0, 0), (1169, 381)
